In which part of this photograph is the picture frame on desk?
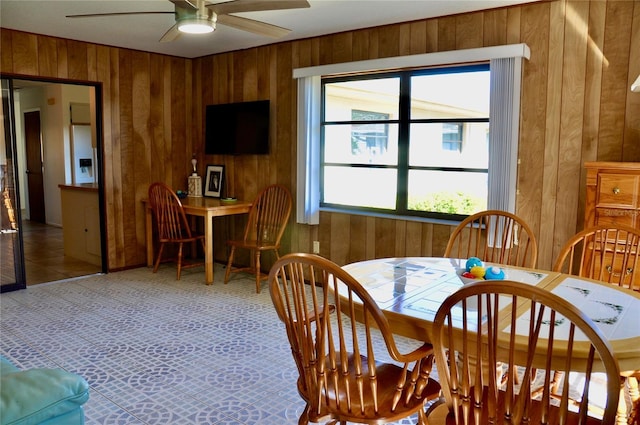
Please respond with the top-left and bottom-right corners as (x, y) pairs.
(204, 165), (224, 198)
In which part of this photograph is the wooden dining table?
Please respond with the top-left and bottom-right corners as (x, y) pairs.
(342, 257), (640, 423)
(341, 257), (640, 424)
(342, 257), (640, 375)
(144, 196), (251, 284)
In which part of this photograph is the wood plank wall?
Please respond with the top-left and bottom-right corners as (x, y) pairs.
(0, 33), (195, 270)
(1, 0), (638, 274)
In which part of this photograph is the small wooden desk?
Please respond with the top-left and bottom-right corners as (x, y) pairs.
(144, 197), (251, 284)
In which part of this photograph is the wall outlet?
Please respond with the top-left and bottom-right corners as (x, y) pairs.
(313, 241), (320, 254)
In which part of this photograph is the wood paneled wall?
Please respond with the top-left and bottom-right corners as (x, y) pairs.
(2, 0), (638, 274)
(1, 31), (195, 270)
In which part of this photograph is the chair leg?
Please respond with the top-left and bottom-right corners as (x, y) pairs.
(176, 242), (184, 280)
(629, 376), (640, 425)
(255, 251), (262, 293)
(550, 370), (563, 395)
(298, 404), (310, 425)
(153, 244), (165, 273)
(497, 362), (521, 386)
(417, 405), (428, 425)
(224, 246), (236, 284)
(620, 375), (640, 425)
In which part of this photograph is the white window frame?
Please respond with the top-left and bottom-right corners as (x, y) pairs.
(294, 44), (530, 225)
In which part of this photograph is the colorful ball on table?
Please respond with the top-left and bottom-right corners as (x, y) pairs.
(469, 265), (486, 279)
(465, 257), (483, 272)
(484, 266), (505, 280)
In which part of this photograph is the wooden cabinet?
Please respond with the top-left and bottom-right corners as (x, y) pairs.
(59, 184), (102, 266)
(584, 162), (640, 287)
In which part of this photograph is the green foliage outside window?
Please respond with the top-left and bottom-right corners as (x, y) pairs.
(408, 192), (485, 215)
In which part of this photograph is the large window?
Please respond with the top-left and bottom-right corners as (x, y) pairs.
(294, 44), (529, 225)
(321, 64), (490, 220)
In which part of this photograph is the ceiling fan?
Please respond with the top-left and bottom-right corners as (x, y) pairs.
(66, 0), (310, 43)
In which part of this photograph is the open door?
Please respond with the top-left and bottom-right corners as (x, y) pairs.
(24, 110), (45, 222)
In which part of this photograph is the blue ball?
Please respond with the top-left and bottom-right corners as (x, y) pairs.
(465, 257), (483, 272)
(485, 266), (505, 280)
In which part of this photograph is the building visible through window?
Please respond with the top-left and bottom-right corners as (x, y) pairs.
(350, 110), (389, 161)
(442, 123), (463, 152)
(321, 64), (490, 220)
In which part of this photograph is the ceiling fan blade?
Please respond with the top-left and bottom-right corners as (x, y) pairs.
(159, 24), (182, 42)
(167, 0), (199, 10)
(66, 11), (174, 18)
(208, 0), (310, 15)
(216, 14), (290, 38)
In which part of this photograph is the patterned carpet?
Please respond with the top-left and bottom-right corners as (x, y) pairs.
(0, 264), (427, 425)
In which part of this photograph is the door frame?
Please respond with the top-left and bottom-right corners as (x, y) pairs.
(0, 74), (107, 284)
(1, 77), (26, 292)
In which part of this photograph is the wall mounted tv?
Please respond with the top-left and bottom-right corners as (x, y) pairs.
(205, 100), (270, 155)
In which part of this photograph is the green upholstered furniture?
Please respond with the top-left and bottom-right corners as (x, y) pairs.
(0, 356), (89, 425)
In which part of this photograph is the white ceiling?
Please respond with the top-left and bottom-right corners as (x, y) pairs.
(0, 1), (540, 59)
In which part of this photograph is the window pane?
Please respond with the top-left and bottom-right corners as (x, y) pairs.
(324, 78), (400, 122)
(410, 71), (490, 119)
(408, 170), (487, 215)
(324, 166), (397, 209)
(320, 65), (492, 219)
(324, 124), (398, 165)
(409, 122), (489, 168)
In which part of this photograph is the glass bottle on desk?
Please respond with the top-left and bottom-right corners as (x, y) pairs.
(188, 157), (202, 197)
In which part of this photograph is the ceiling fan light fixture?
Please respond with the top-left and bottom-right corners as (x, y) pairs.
(178, 18), (215, 34)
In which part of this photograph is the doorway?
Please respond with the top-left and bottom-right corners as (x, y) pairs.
(1, 77), (105, 291)
(24, 110), (45, 223)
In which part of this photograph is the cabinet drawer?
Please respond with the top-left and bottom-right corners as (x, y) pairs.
(595, 208), (638, 228)
(596, 174), (639, 207)
(590, 251), (637, 289)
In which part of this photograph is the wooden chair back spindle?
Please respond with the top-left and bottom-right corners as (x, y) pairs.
(444, 210), (538, 268)
(432, 280), (621, 425)
(554, 224), (640, 291)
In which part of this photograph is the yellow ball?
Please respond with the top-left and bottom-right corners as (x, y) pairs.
(470, 266), (486, 279)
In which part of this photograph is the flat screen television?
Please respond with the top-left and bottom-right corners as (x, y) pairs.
(205, 100), (270, 155)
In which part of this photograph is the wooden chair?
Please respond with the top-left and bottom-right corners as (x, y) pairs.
(148, 182), (205, 280)
(444, 210), (539, 389)
(2, 177), (18, 231)
(430, 280), (621, 425)
(224, 184), (292, 293)
(444, 210), (538, 268)
(268, 253), (442, 425)
(549, 224), (640, 421)
(553, 224), (640, 291)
